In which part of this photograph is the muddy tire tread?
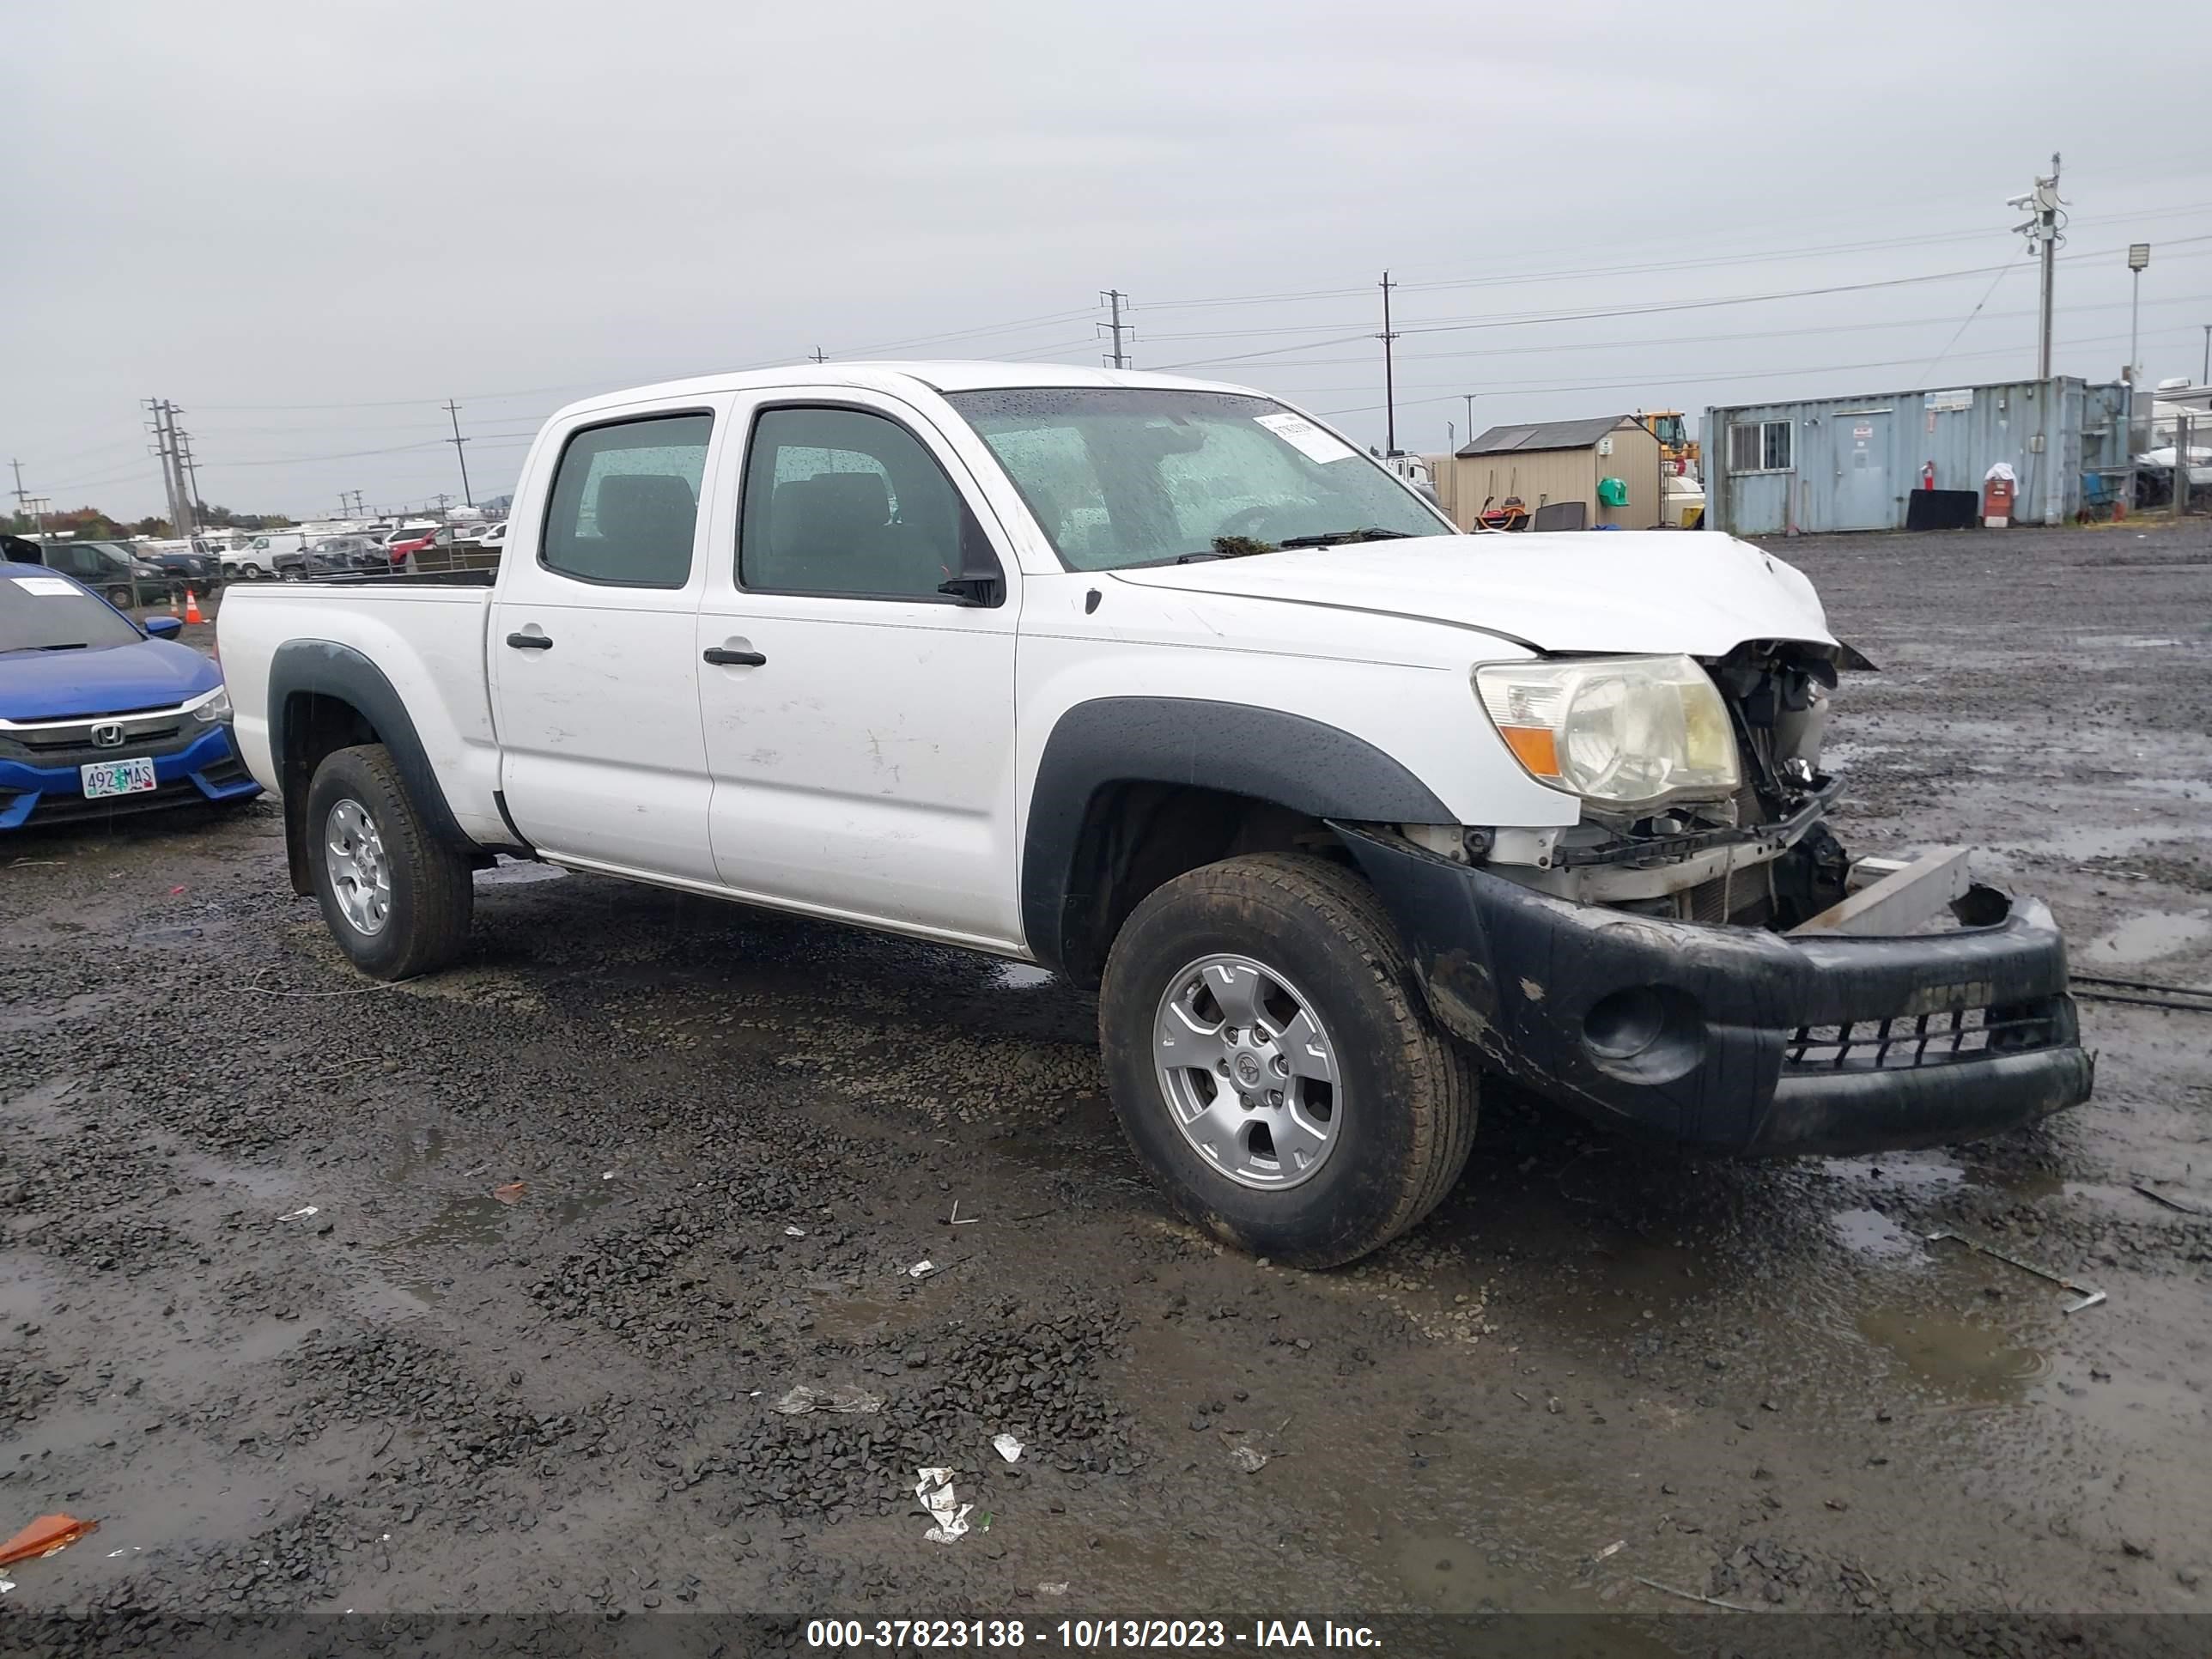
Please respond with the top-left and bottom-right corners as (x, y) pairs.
(307, 743), (473, 981)
(1103, 851), (1478, 1267)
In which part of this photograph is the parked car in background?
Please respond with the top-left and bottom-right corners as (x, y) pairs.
(153, 545), (223, 587)
(223, 533), (311, 580)
(29, 541), (178, 611)
(0, 560), (259, 829)
(457, 520), (507, 554)
(276, 538), (388, 580)
(386, 527), (455, 568)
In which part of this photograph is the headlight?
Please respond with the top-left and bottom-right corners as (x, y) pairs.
(188, 686), (234, 724)
(1474, 653), (1738, 807)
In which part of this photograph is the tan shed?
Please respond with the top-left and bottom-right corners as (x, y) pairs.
(1437, 416), (1663, 531)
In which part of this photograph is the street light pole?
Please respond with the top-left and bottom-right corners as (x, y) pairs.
(2127, 244), (2149, 389)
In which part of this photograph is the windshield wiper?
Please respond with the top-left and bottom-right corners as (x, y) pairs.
(1275, 527), (1418, 550)
(33, 641), (91, 652)
(1173, 550), (1224, 563)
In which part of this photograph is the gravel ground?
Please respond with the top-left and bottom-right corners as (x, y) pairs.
(2, 526), (2208, 1640)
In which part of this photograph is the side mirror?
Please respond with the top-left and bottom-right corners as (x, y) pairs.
(144, 616), (184, 639)
(936, 506), (1006, 607)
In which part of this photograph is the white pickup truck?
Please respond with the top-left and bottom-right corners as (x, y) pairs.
(217, 363), (2091, 1266)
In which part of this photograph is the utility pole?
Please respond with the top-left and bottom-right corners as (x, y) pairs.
(1462, 393), (1478, 451)
(11, 459), (48, 540)
(1378, 271), (1399, 456)
(176, 427), (203, 523)
(2202, 323), (2209, 386)
(144, 399), (196, 538)
(442, 399), (474, 507)
(2009, 154), (2063, 380)
(1099, 290), (1131, 369)
(810, 346), (827, 364)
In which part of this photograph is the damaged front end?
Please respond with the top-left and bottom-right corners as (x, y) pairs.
(1344, 641), (2094, 1158)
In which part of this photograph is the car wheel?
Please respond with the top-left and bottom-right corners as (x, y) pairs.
(105, 584), (134, 610)
(305, 743), (475, 981)
(221, 562), (240, 580)
(1098, 853), (1478, 1268)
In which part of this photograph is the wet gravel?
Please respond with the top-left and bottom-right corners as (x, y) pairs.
(2, 526), (2209, 1638)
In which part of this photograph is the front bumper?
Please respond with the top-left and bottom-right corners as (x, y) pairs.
(0, 724), (261, 830)
(1336, 823), (2093, 1158)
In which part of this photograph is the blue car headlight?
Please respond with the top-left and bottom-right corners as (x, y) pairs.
(186, 686), (233, 724)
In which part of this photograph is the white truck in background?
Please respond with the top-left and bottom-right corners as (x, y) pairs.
(215, 362), (2091, 1267)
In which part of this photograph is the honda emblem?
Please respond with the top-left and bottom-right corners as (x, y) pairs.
(90, 721), (125, 749)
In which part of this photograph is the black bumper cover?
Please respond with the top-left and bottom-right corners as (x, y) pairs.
(1334, 824), (2093, 1158)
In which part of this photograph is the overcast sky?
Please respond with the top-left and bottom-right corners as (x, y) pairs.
(10, 0), (2211, 523)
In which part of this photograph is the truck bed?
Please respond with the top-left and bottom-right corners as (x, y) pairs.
(215, 579), (511, 847)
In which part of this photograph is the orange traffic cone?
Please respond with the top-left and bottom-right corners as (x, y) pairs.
(184, 589), (204, 624)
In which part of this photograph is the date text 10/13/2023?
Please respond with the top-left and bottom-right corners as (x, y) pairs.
(805, 1620), (1382, 1650)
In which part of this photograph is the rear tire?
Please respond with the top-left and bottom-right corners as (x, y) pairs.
(305, 743), (474, 980)
(1099, 853), (1477, 1268)
(105, 585), (133, 610)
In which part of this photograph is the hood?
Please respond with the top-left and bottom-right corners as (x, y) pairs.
(0, 638), (222, 722)
(1106, 532), (1835, 658)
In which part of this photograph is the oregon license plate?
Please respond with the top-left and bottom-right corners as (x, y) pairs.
(80, 756), (157, 799)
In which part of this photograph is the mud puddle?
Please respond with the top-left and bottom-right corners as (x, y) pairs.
(1854, 1306), (2051, 1407)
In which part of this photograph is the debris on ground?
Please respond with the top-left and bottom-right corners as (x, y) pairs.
(1635, 1575), (1758, 1613)
(915, 1468), (972, 1543)
(0, 1514), (98, 1568)
(908, 1260), (938, 1279)
(2133, 1183), (2209, 1216)
(783, 1225), (806, 1238)
(1595, 1540), (1626, 1561)
(770, 1384), (883, 1417)
(992, 1433), (1024, 1463)
(276, 1206), (319, 1222)
(1925, 1229), (2107, 1313)
(1038, 1582), (1069, 1596)
(490, 1182), (526, 1205)
(1228, 1444), (1268, 1474)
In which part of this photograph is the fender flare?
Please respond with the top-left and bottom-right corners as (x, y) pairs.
(1020, 696), (1455, 974)
(268, 640), (480, 892)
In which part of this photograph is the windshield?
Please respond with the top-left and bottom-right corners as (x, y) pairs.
(941, 387), (1451, 570)
(0, 572), (144, 653)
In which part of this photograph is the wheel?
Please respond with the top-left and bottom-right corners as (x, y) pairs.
(105, 585), (134, 610)
(305, 743), (474, 980)
(222, 562), (240, 580)
(1099, 853), (1478, 1268)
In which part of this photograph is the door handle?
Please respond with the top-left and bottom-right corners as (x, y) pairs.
(505, 631), (553, 650)
(702, 647), (766, 666)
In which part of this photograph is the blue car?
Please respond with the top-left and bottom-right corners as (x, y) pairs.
(0, 560), (260, 830)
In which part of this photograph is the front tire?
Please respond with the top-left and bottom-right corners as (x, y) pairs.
(1099, 853), (1477, 1268)
(305, 744), (474, 980)
(105, 585), (134, 611)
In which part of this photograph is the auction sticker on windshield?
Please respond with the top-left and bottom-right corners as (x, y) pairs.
(81, 757), (156, 799)
(1253, 410), (1357, 465)
(11, 576), (78, 597)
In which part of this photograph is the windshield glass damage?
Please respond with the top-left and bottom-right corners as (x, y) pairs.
(942, 386), (1450, 571)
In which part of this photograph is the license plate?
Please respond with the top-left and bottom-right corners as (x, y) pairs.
(80, 757), (157, 799)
